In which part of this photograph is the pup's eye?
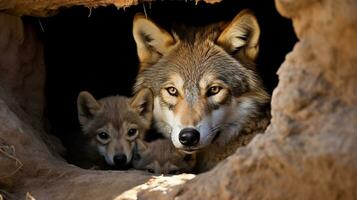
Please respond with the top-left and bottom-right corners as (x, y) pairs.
(147, 169), (155, 173)
(128, 128), (138, 137)
(97, 132), (110, 141)
(207, 86), (222, 96)
(166, 87), (178, 96)
(168, 169), (181, 175)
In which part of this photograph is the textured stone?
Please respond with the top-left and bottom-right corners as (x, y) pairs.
(0, 13), (45, 129)
(116, 174), (195, 200)
(0, 0), (223, 17)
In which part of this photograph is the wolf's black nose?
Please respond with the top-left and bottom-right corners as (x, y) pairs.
(113, 154), (127, 167)
(179, 128), (200, 146)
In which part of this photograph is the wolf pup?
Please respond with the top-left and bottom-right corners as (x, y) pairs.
(132, 139), (196, 175)
(132, 10), (271, 171)
(74, 88), (153, 169)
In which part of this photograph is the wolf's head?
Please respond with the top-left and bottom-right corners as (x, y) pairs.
(77, 89), (153, 169)
(133, 10), (270, 153)
(132, 139), (196, 175)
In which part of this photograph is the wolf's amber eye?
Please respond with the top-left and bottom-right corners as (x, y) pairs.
(166, 87), (178, 96)
(207, 86), (222, 96)
(128, 128), (138, 137)
(97, 132), (110, 140)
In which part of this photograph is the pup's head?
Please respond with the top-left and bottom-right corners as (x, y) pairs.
(77, 89), (153, 169)
(132, 139), (196, 175)
(132, 10), (270, 153)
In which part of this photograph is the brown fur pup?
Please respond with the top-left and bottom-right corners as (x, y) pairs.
(132, 139), (196, 175)
(132, 10), (271, 172)
(72, 88), (153, 169)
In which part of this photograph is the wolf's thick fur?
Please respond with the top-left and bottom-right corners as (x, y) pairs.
(72, 89), (153, 169)
(132, 139), (196, 175)
(132, 10), (271, 172)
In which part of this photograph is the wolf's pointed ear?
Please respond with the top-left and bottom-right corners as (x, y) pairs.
(130, 88), (154, 122)
(133, 13), (175, 70)
(77, 91), (101, 125)
(217, 9), (260, 61)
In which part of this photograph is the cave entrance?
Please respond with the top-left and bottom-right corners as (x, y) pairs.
(34, 0), (297, 166)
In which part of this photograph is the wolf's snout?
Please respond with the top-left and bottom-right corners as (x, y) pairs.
(179, 128), (200, 146)
(113, 154), (127, 167)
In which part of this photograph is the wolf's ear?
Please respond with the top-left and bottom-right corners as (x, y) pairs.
(130, 88), (154, 122)
(217, 9), (260, 61)
(77, 91), (101, 125)
(133, 13), (175, 70)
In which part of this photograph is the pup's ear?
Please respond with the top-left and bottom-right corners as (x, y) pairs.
(77, 91), (101, 125)
(130, 88), (154, 122)
(217, 9), (260, 61)
(133, 13), (175, 70)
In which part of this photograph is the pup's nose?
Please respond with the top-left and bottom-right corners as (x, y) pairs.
(113, 154), (127, 167)
(179, 128), (200, 146)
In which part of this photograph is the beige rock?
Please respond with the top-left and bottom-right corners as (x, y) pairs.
(0, 0), (223, 17)
(116, 174), (195, 200)
(0, 13), (45, 129)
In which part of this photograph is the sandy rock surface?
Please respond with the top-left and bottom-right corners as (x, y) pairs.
(0, 0), (223, 17)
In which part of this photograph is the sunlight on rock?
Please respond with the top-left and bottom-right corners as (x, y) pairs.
(115, 174), (195, 200)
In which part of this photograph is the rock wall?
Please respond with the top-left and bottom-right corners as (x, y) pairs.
(0, 14), (45, 129)
(0, 0), (356, 199)
(0, 0), (222, 17)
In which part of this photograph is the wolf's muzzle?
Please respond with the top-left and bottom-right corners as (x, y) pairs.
(179, 128), (200, 147)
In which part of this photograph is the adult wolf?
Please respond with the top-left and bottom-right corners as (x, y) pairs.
(132, 9), (271, 171)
